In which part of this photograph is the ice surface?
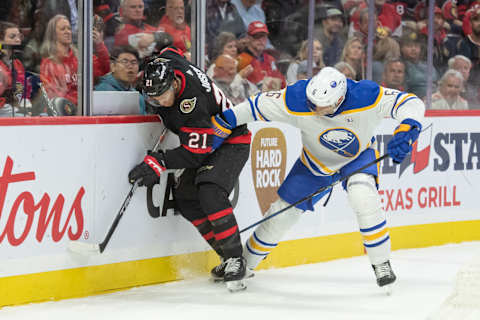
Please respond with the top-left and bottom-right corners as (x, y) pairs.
(2, 242), (480, 320)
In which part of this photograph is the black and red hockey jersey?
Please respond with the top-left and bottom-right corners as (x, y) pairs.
(150, 47), (251, 169)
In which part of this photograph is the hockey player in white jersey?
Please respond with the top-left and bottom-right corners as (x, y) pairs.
(211, 66), (425, 291)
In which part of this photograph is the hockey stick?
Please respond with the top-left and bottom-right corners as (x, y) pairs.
(239, 153), (390, 234)
(68, 127), (168, 254)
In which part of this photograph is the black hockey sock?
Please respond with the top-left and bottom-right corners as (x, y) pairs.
(198, 183), (242, 258)
(191, 217), (224, 257)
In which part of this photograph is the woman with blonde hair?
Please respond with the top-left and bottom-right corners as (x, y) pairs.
(40, 14), (109, 113)
(286, 39), (325, 85)
(40, 15), (79, 110)
(340, 37), (365, 80)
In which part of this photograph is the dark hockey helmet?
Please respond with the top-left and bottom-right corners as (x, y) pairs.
(142, 57), (174, 99)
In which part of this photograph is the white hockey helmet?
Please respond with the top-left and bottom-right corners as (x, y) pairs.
(306, 66), (347, 112)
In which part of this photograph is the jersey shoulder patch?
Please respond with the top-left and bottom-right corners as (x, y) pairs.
(337, 79), (381, 114)
(179, 97), (197, 114)
(284, 80), (314, 114)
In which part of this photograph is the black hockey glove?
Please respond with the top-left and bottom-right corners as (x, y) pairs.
(128, 153), (166, 187)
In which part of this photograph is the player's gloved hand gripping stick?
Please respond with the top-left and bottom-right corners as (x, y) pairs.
(68, 127), (168, 254)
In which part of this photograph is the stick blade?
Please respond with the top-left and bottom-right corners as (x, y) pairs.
(68, 240), (101, 254)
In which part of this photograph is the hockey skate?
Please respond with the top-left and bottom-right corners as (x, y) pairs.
(211, 258), (254, 283)
(372, 260), (396, 295)
(224, 257), (247, 292)
(210, 258), (227, 282)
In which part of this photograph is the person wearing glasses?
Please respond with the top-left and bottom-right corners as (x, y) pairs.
(95, 45), (146, 114)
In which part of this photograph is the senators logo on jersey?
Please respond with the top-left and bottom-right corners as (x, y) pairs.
(179, 97), (197, 113)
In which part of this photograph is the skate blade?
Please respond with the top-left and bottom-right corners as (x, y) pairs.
(210, 277), (224, 283)
(212, 270), (255, 283)
(382, 284), (393, 296)
(226, 279), (247, 292)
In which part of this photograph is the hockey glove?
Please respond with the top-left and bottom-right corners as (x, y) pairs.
(128, 153), (166, 187)
(211, 114), (232, 151)
(387, 118), (422, 164)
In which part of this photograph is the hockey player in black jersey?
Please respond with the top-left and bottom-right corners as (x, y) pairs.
(128, 46), (251, 292)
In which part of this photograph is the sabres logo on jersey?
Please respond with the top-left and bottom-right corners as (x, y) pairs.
(319, 128), (360, 158)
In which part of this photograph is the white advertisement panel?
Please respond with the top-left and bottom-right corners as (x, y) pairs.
(237, 116), (480, 243)
(0, 115), (479, 279)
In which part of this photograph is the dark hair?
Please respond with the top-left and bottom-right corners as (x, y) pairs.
(0, 21), (19, 41)
(110, 45), (139, 61)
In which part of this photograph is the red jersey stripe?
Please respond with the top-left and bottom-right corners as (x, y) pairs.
(208, 207), (233, 222)
(180, 127), (215, 134)
(182, 144), (212, 154)
(192, 217), (207, 227)
(214, 225), (238, 241)
(202, 231), (214, 241)
(225, 133), (252, 144)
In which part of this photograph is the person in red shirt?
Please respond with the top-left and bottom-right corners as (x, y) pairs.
(348, 0), (402, 40)
(0, 21), (27, 113)
(157, 0), (191, 54)
(114, 0), (158, 57)
(236, 21), (285, 90)
(40, 15), (79, 111)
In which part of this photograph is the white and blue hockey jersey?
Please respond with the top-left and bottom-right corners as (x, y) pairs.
(230, 79), (425, 176)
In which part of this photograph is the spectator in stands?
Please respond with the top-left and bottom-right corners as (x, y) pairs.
(381, 59), (406, 91)
(431, 69), (468, 110)
(94, 0), (122, 48)
(349, 7), (370, 45)
(400, 31), (438, 100)
(372, 36), (401, 83)
(23, 8), (47, 74)
(237, 21), (285, 90)
(0, 21), (25, 115)
(211, 54), (258, 105)
(316, 6), (346, 67)
(40, 15), (79, 111)
(419, 6), (449, 75)
(448, 55), (479, 108)
(158, 0), (191, 53)
(286, 39), (324, 85)
(231, 0), (266, 30)
(458, 6), (480, 108)
(209, 31), (239, 63)
(95, 46), (146, 114)
(334, 61), (356, 79)
(206, 0), (246, 58)
(114, 0), (158, 57)
(442, 0), (466, 58)
(0, 71), (16, 116)
(207, 32), (253, 81)
(340, 37), (365, 80)
(347, 0), (402, 40)
(93, 14), (111, 83)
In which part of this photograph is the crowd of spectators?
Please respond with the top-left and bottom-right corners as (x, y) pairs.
(3, 0), (480, 117)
